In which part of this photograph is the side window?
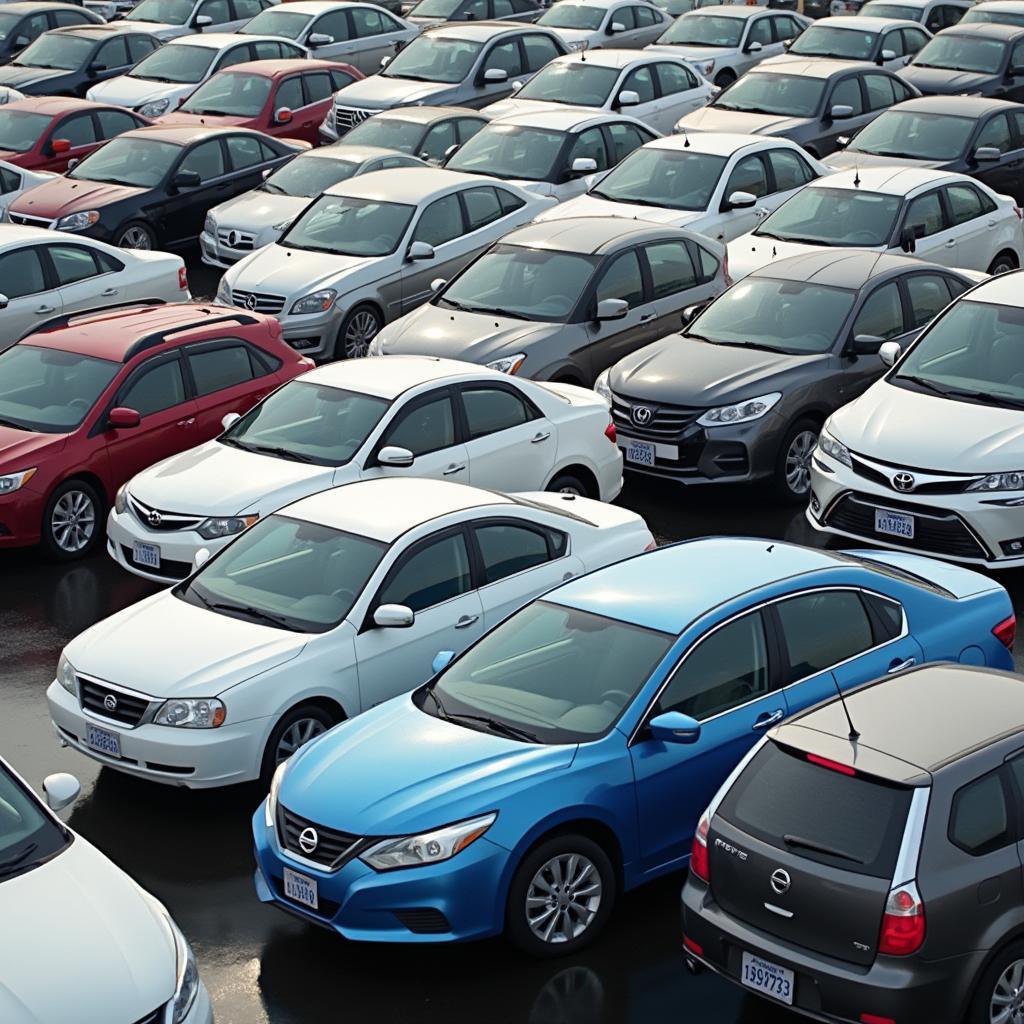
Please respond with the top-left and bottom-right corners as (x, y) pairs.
(178, 139), (226, 180)
(890, 76), (915, 102)
(0, 248), (45, 298)
(523, 33), (560, 71)
(658, 612), (771, 721)
(274, 77), (304, 112)
(494, 0), (515, 17)
(767, 148), (816, 192)
(774, 591), (875, 685)
(231, 0), (263, 17)
(96, 36), (130, 69)
(645, 240), (698, 299)
(864, 73), (896, 112)
(747, 16), (773, 46)
(635, 4), (658, 26)
(218, 43), (254, 68)
(904, 189), (946, 238)
(465, 0), (489, 17)
(226, 134), (265, 171)
(54, 114), (98, 149)
(905, 273), (953, 330)
(18, 14), (50, 43)
(95, 249), (125, 274)
(773, 15), (802, 40)
(852, 281), (906, 340)
(461, 385), (533, 439)
(569, 126), (609, 171)
(606, 121), (649, 163)
(315, 10), (350, 40)
(830, 75), (864, 116)
(199, 0), (231, 20)
(880, 29), (905, 57)
(0, 166), (19, 193)
(302, 72), (336, 104)
(485, 39), (524, 77)
(378, 533), (473, 612)
(53, 8), (93, 25)
(862, 591), (904, 642)
(119, 358), (187, 417)
(382, 393), (456, 455)
(977, 113), (1013, 154)
(924, 6), (943, 31)
(97, 109), (142, 139)
(45, 244), (101, 285)
(946, 184), (985, 226)
(949, 770), (1012, 856)
(350, 6), (387, 36)
(614, 5), (637, 29)
(622, 65), (656, 104)
(129, 36), (158, 64)
(420, 120), (457, 161)
(457, 117), (485, 143)
(496, 187), (525, 214)
(1013, 39), (1024, 71)
(902, 27), (928, 54)
(475, 524), (553, 583)
(414, 193), (464, 245)
(187, 344), (256, 396)
(595, 249), (645, 307)
(693, 243), (720, 283)
(945, 273), (970, 299)
(654, 60), (697, 96)
(331, 68), (356, 90)
(726, 153), (769, 198)
(463, 186), (506, 231)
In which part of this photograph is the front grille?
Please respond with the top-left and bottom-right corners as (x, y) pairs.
(216, 227), (257, 252)
(393, 908), (451, 934)
(129, 495), (203, 532)
(610, 392), (702, 441)
(232, 288), (286, 315)
(79, 678), (151, 727)
(9, 213), (53, 228)
(333, 105), (374, 133)
(271, 874), (342, 919)
(278, 805), (363, 870)
(850, 454), (975, 496)
(120, 545), (191, 581)
(824, 491), (990, 560)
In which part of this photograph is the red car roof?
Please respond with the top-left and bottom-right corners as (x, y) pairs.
(221, 57), (362, 79)
(4, 96), (140, 118)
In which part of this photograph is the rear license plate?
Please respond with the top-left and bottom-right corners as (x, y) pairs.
(624, 439), (655, 467)
(283, 866), (318, 910)
(133, 541), (160, 569)
(741, 952), (794, 1005)
(86, 724), (121, 758)
(874, 509), (914, 539)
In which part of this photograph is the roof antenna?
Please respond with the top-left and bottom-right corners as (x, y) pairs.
(766, 544), (774, 553)
(579, 40), (587, 61)
(833, 677), (860, 742)
(853, 155), (860, 189)
(772, 245), (777, 259)
(682, 128), (690, 148)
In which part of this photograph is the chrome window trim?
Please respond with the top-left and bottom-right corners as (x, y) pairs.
(706, 734), (769, 823)
(892, 784), (929, 886)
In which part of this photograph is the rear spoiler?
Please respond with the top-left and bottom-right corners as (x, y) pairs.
(843, 548), (998, 600)
(19, 299), (168, 340)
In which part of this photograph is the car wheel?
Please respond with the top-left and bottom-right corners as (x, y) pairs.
(41, 479), (103, 561)
(967, 940), (1024, 1024)
(114, 221), (156, 250)
(336, 304), (382, 360)
(506, 834), (616, 957)
(714, 69), (735, 88)
(774, 417), (819, 504)
(546, 472), (589, 497)
(988, 251), (1018, 276)
(260, 704), (337, 787)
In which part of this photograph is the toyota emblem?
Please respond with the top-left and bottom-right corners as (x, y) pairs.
(245, 293), (257, 311)
(631, 405), (653, 427)
(298, 827), (319, 854)
(770, 868), (791, 895)
(893, 472), (916, 492)
(148, 510), (162, 527)
(103, 693), (118, 712)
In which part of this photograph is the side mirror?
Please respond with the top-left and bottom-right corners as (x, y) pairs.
(221, 411), (241, 430)
(67, 157), (80, 171)
(829, 103), (853, 121)
(850, 332), (883, 354)
(261, 167), (273, 179)
(13, 36), (29, 49)
(835, 134), (850, 149)
(616, 88), (639, 107)
(0, 293), (8, 310)
(374, 603), (415, 628)
(193, 547), (211, 570)
(744, 39), (762, 53)
(194, 13), (213, 26)
(274, 107), (293, 124)
(172, 169), (201, 191)
(307, 32), (333, 46)
(43, 773), (80, 813)
(483, 67), (508, 83)
(879, 340), (901, 367)
(407, 240), (435, 261)
(432, 649), (455, 674)
(647, 711), (701, 744)
(725, 189), (756, 210)
(378, 444), (415, 467)
(108, 406), (141, 428)
(430, 276), (447, 293)
(596, 297), (628, 321)
(681, 300), (708, 327)
(900, 222), (925, 252)
(380, 54), (391, 67)
(88, 62), (107, 77)
(1008, 64), (1024, 77)
(608, 19), (625, 32)
(878, 48), (895, 62)
(974, 145), (1000, 163)
(51, 138), (71, 155)
(443, 142), (459, 160)
(782, 37), (792, 50)
(510, 78), (524, 93)
(570, 156), (598, 176)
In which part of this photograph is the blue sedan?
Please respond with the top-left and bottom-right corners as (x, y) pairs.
(252, 538), (1014, 954)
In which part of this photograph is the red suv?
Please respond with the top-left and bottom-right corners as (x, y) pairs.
(0, 303), (312, 560)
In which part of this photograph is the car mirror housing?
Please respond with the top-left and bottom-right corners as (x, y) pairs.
(307, 32), (334, 46)
(851, 332), (884, 355)
(835, 134), (850, 149)
(51, 138), (71, 154)
(374, 603), (415, 628)
(274, 106), (293, 124)
(194, 13), (213, 26)
(829, 103), (853, 121)
(879, 340), (901, 367)
(193, 547), (211, 570)
(510, 78), (524, 92)
(616, 89), (639, 107)
(681, 300), (709, 327)
(430, 276), (447, 293)
(432, 649), (455, 674)
(596, 297), (629, 321)
(974, 145), (1000, 162)
(744, 39), (762, 53)
(407, 240), (435, 262)
(878, 48), (895, 62)
(483, 67), (508, 83)
(108, 406), (141, 429)
(608, 20), (625, 32)
(648, 711), (701, 744)
(88, 62), (107, 77)
(0, 293), (8, 310)
(221, 411), (241, 430)
(899, 223), (922, 253)
(571, 156), (598, 176)
(43, 773), (81, 813)
(378, 445), (415, 467)
(172, 169), (201, 191)
(726, 189), (756, 210)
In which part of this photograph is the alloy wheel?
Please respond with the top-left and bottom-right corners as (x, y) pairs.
(991, 958), (1024, 1023)
(785, 429), (818, 497)
(525, 852), (602, 944)
(50, 490), (96, 554)
(275, 717), (327, 763)
(344, 311), (380, 358)
(119, 226), (153, 250)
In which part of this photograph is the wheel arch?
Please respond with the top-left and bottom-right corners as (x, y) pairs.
(544, 462), (600, 499)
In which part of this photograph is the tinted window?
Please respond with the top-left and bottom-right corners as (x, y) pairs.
(622, 64), (655, 104)
(227, 134), (266, 171)
(46, 244), (100, 285)
(903, 27), (928, 53)
(946, 184), (985, 226)
(596, 249), (644, 306)
(486, 39), (523, 76)
(96, 36), (129, 68)
(645, 240), (697, 299)
(853, 281), (905, 340)
(830, 75), (864, 116)
(462, 385), (531, 438)
(654, 60), (695, 96)
(476, 522), (552, 584)
(414, 193), (463, 246)
(569, 126), (608, 171)
(383, 394), (455, 455)
(200, 0), (231, 18)
(57, 113), (97, 148)
(129, 35), (158, 61)
(726, 153), (768, 198)
(774, 14), (802, 39)
(977, 113), (1013, 154)
(96, 108), (141, 138)
(905, 273), (953, 330)
(607, 121), (649, 163)
(497, 187), (525, 214)
(768, 148), (815, 192)
(351, 6), (388, 35)
(863, 591), (903, 641)
(0, 165), (18, 193)
(950, 771), (1012, 855)
(636, 4), (658, 25)
(523, 32), (560, 70)
(463, 186), (505, 232)
(617, 5), (637, 28)
(775, 590), (874, 683)
(179, 139), (225, 179)
(883, 29), (908, 56)
(904, 189), (945, 237)
(314, 9), (350, 39)
(864, 73), (896, 111)
(420, 120), (456, 162)
(303, 71), (335, 103)
(379, 533), (472, 611)
(747, 15), (773, 45)
(188, 344), (254, 396)
(0, 248), (45, 298)
(120, 358), (186, 417)
(274, 77), (303, 112)
(494, 0), (515, 16)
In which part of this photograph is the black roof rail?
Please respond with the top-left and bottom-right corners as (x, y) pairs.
(19, 299), (169, 340)
(123, 312), (261, 362)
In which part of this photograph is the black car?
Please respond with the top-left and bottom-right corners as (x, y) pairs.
(0, 2), (102, 65)
(899, 21), (1024, 99)
(831, 95), (1024, 202)
(7, 124), (302, 250)
(0, 24), (161, 98)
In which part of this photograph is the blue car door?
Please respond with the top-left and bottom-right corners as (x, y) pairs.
(629, 607), (790, 876)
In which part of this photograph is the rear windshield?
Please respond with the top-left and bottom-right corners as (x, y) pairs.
(718, 742), (914, 878)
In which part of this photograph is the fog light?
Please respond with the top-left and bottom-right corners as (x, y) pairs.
(288, 338), (318, 351)
(1000, 537), (1024, 556)
(810, 491), (821, 514)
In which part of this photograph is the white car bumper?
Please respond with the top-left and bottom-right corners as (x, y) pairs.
(185, 982), (214, 1024)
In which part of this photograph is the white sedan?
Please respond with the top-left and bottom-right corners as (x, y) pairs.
(106, 355), (624, 583)
(56, 476), (653, 787)
(0, 755), (212, 1021)
(0, 160), (53, 220)
(537, 0), (670, 51)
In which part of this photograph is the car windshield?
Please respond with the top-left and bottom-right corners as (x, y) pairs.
(788, 25), (878, 60)
(178, 515), (387, 633)
(714, 72), (825, 117)
(912, 33), (1007, 72)
(129, 43), (216, 83)
(69, 136), (180, 187)
(539, 4), (605, 29)
(0, 346), (119, 433)
(848, 109), (975, 160)
(859, 2), (916, 16)
(240, 8), (312, 37)
(420, 600), (674, 744)
(447, 123), (567, 181)
(437, 243), (597, 321)
(382, 35), (483, 83)
(517, 61), (620, 105)
(180, 71), (273, 116)
(0, 109), (52, 153)
(590, 146), (727, 210)
(14, 34), (94, 70)
(220, 380), (390, 465)
(260, 154), (362, 197)
(343, 115), (425, 153)
(658, 13), (743, 46)
(962, 7), (1024, 26)
(756, 186), (901, 246)
(281, 194), (415, 256)
(892, 299), (1024, 407)
(0, 761), (69, 883)
(127, 0), (195, 24)
(689, 277), (857, 354)
(410, 0), (463, 17)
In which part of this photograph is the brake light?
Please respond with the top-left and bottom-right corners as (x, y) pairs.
(683, 935), (703, 957)
(178, 266), (188, 290)
(860, 1015), (896, 1024)
(806, 753), (855, 776)
(722, 249), (732, 287)
(878, 883), (925, 956)
(605, 420), (617, 445)
(993, 613), (1016, 651)
(690, 813), (710, 883)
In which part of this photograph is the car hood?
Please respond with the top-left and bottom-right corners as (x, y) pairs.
(158, 110), (253, 128)
(645, 43), (736, 60)
(130, 438), (335, 517)
(226, 242), (385, 299)
(831, 379), (1024, 472)
(610, 333), (827, 405)
(66, 586), (308, 698)
(483, 97), (570, 118)
(676, 105), (807, 136)
(0, 427), (66, 470)
(0, 66), (67, 89)
(281, 696), (577, 836)
(88, 75), (191, 108)
(898, 66), (996, 95)
(827, 150), (946, 172)
(536, 191), (692, 226)
(0, 839), (173, 1023)
(10, 176), (144, 218)
(727, 233), (865, 279)
(334, 76), (455, 109)
(545, 27), (598, 44)
(211, 190), (307, 230)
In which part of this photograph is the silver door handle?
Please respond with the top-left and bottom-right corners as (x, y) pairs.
(443, 463), (465, 475)
(945, 239), (956, 248)
(639, 312), (657, 322)
(101, 287), (119, 296)
(34, 305), (56, 314)
(752, 709), (784, 730)
(988, 219), (999, 227)
(531, 431), (551, 443)
(454, 614), (479, 628)
(888, 657), (916, 674)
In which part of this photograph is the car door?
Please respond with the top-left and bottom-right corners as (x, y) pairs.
(837, 278), (907, 402)
(615, 62), (658, 125)
(816, 72), (867, 155)
(352, 528), (485, 707)
(718, 150), (772, 239)
(183, 338), (276, 440)
(458, 382), (556, 491)
(647, 60), (704, 131)
(158, 138), (231, 246)
(734, 14), (773, 76)
(973, 112), (1021, 201)
(897, 186), (958, 265)
(475, 36), (526, 105)
(0, 245), (57, 346)
(40, 241), (125, 322)
(943, 181), (1001, 272)
(642, 237), (718, 339)
(629, 607), (788, 873)
(350, 7), (407, 74)
(399, 190), (468, 312)
(40, 111), (99, 173)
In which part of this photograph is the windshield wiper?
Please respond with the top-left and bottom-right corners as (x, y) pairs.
(242, 443), (315, 463)
(0, 417), (28, 430)
(0, 842), (39, 877)
(260, 181), (286, 194)
(443, 711), (541, 744)
(763, 233), (827, 245)
(189, 107), (232, 116)
(894, 373), (951, 397)
(284, 242), (340, 255)
(783, 833), (863, 864)
(483, 306), (530, 321)
(207, 601), (297, 630)
(940, 387), (1024, 409)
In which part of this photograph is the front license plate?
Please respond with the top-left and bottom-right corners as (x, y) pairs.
(86, 724), (121, 758)
(625, 439), (655, 467)
(283, 866), (318, 910)
(133, 541), (160, 569)
(874, 509), (914, 540)
(741, 952), (794, 1005)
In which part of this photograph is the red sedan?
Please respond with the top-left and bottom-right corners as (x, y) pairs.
(0, 97), (150, 173)
(0, 303), (313, 560)
(156, 59), (362, 147)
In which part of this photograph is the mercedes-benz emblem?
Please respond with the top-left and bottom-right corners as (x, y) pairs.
(227, 230), (238, 248)
(103, 693), (118, 712)
(245, 293), (258, 311)
(770, 868), (791, 895)
(298, 827), (319, 854)
(631, 405), (653, 427)
(893, 472), (916, 492)
(148, 510), (162, 527)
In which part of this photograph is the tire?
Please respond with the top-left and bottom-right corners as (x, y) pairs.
(966, 940), (1024, 1024)
(259, 703), (338, 788)
(773, 417), (819, 504)
(988, 251), (1018, 276)
(114, 221), (156, 250)
(546, 472), (589, 497)
(335, 304), (383, 360)
(505, 834), (616, 957)
(714, 69), (736, 88)
(41, 479), (103, 561)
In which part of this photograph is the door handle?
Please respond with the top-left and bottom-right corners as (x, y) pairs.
(888, 657), (916, 674)
(442, 463), (465, 475)
(752, 708), (784, 730)
(176, 417), (196, 428)
(988, 219), (999, 227)
(530, 431), (551, 443)
(639, 312), (657, 322)
(101, 287), (119, 297)
(34, 305), (56, 314)
(454, 614), (479, 629)
(944, 239), (956, 248)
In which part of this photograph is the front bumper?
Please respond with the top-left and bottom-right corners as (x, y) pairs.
(272, 307), (345, 360)
(0, 484), (45, 548)
(183, 982), (214, 1024)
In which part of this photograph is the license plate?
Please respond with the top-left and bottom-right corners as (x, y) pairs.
(625, 439), (655, 467)
(874, 509), (914, 539)
(86, 724), (121, 758)
(741, 952), (794, 1005)
(133, 541), (160, 569)
(283, 866), (318, 910)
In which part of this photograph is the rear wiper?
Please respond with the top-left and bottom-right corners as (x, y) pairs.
(207, 601), (297, 630)
(783, 833), (863, 864)
(444, 712), (540, 743)
(0, 842), (39, 877)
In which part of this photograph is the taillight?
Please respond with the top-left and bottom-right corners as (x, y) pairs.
(683, 935), (703, 957)
(806, 752), (855, 776)
(859, 1015), (896, 1024)
(690, 813), (710, 883)
(178, 266), (188, 290)
(643, 536), (657, 552)
(1014, 205), (1022, 221)
(993, 613), (1016, 651)
(878, 882), (925, 956)
(605, 420), (617, 445)
(722, 249), (732, 287)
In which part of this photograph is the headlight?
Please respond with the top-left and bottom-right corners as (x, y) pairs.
(196, 514), (258, 540)
(485, 352), (526, 375)
(57, 653), (77, 695)
(696, 392), (781, 427)
(167, 916), (199, 1024)
(114, 483), (129, 515)
(290, 289), (337, 315)
(593, 368), (612, 406)
(265, 758), (289, 827)
(0, 467), (36, 494)
(967, 472), (1024, 493)
(55, 210), (99, 232)
(817, 428), (852, 468)
(215, 277), (232, 304)
(691, 58), (714, 77)
(138, 97), (171, 117)
(203, 214), (215, 236)
(360, 813), (497, 871)
(153, 698), (226, 728)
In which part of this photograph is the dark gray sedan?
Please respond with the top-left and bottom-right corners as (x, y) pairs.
(595, 250), (979, 499)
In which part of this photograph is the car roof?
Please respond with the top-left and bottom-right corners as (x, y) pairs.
(169, 31), (284, 47)
(500, 215), (696, 254)
(688, 4), (775, 16)
(549, 537), (857, 633)
(811, 165), (960, 193)
(490, 107), (643, 131)
(51, 22), (154, 36)
(749, 249), (964, 288)
(423, 19), (541, 38)
(303, 353), (509, 398)
(546, 47), (663, 68)
(0, 2), (95, 10)
(221, 58), (343, 78)
(651, 130), (793, 156)
(270, 0), (384, 12)
(957, 267), (1024, 306)
(1, 96), (114, 117)
(0, 224), (74, 247)
(301, 143), (411, 163)
(937, 19), (1024, 38)
(121, 123), (269, 145)
(324, 166), (491, 200)
(365, 104), (489, 124)
(813, 13), (918, 28)
(891, 94), (1019, 116)
(285, 478), (513, 540)
(751, 58), (867, 78)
